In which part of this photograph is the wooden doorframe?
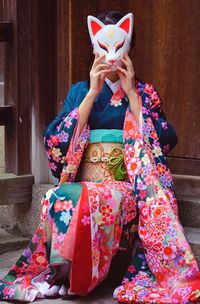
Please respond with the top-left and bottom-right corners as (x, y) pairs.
(2, 0), (56, 183)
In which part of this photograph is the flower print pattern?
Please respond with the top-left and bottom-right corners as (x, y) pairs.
(110, 87), (125, 107)
(44, 107), (81, 182)
(0, 183), (82, 301)
(32, 251), (48, 267)
(162, 242), (178, 260)
(52, 147), (62, 158)
(0, 82), (198, 303)
(143, 83), (161, 109)
(22, 248), (32, 263)
(59, 123), (90, 184)
(81, 215), (90, 226)
(116, 85), (200, 303)
(2, 287), (15, 299)
(60, 211), (71, 225)
(156, 162), (166, 175)
(100, 203), (113, 217)
(127, 157), (142, 175)
(92, 249), (100, 268)
(78, 181), (136, 287)
(43, 80), (177, 186)
(58, 130), (69, 142)
(54, 199), (73, 213)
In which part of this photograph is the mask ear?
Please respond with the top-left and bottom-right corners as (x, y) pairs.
(87, 15), (105, 42)
(116, 13), (134, 42)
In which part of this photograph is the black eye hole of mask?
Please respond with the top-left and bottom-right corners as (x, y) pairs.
(97, 40), (109, 53)
(115, 38), (125, 53)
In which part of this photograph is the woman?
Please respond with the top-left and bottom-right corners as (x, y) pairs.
(0, 10), (200, 303)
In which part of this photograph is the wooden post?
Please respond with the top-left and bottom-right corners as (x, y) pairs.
(3, 0), (32, 175)
(2, 0), (56, 182)
(31, 0), (56, 183)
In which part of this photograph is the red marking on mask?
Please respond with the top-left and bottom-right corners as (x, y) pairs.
(91, 21), (102, 36)
(119, 19), (130, 34)
(108, 59), (116, 64)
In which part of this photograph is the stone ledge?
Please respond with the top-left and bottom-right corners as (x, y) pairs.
(0, 227), (30, 254)
(0, 173), (34, 205)
(178, 196), (200, 228)
(173, 174), (200, 198)
(0, 184), (53, 237)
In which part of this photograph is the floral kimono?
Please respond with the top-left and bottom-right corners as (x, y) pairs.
(0, 79), (199, 303)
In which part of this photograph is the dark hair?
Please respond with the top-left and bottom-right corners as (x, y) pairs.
(97, 10), (136, 48)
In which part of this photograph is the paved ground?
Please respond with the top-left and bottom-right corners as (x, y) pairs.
(0, 249), (117, 304)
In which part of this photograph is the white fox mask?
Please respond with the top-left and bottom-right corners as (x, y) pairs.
(87, 13), (134, 71)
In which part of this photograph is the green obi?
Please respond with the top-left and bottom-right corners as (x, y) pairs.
(89, 129), (123, 143)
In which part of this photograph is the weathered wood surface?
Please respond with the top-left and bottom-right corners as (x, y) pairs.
(0, 21), (12, 42)
(56, 0), (200, 176)
(2, 1), (56, 181)
(168, 156), (200, 176)
(31, 0), (56, 183)
(0, 105), (13, 125)
(3, 0), (32, 175)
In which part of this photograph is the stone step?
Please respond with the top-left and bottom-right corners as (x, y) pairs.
(0, 227), (30, 254)
(178, 196), (200, 228)
(0, 173), (34, 205)
(184, 227), (200, 266)
(173, 174), (200, 198)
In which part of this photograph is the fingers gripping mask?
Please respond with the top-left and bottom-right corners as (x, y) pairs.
(87, 13), (134, 71)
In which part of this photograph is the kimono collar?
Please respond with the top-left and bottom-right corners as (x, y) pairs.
(105, 77), (141, 95)
(105, 77), (121, 93)
(92, 78), (142, 109)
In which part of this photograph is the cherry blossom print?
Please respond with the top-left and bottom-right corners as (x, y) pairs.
(81, 215), (90, 226)
(110, 88), (125, 107)
(60, 211), (72, 225)
(58, 130), (69, 142)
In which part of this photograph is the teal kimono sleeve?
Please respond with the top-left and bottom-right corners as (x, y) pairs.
(146, 85), (178, 155)
(43, 84), (79, 183)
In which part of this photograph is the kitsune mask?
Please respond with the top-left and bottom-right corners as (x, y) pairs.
(87, 13), (134, 71)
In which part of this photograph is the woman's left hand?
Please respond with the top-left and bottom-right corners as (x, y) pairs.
(117, 53), (137, 97)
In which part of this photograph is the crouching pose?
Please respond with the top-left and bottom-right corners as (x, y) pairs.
(0, 10), (199, 303)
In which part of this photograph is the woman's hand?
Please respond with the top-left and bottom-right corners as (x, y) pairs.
(117, 53), (141, 127)
(78, 54), (110, 134)
(89, 53), (111, 97)
(117, 53), (137, 97)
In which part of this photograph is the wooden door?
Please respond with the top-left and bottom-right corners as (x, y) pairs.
(56, 0), (200, 176)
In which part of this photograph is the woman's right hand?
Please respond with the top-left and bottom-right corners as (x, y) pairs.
(88, 53), (111, 97)
(78, 54), (111, 134)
